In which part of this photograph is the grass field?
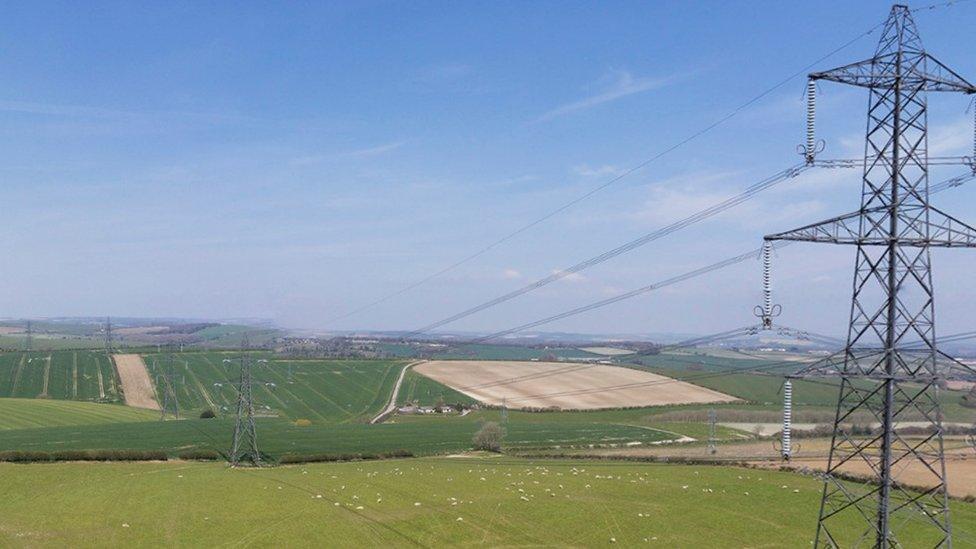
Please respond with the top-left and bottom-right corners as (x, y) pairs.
(0, 399), (156, 430)
(0, 351), (121, 403)
(0, 458), (973, 547)
(143, 354), (405, 422)
(395, 369), (477, 407)
(636, 352), (976, 421)
(0, 412), (684, 458)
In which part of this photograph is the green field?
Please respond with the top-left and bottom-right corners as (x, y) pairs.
(0, 410), (685, 458)
(0, 399), (156, 430)
(0, 457), (973, 547)
(0, 351), (121, 403)
(395, 369), (476, 407)
(143, 354), (405, 422)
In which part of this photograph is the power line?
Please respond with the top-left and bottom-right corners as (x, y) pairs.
(425, 170), (972, 357)
(323, 21), (888, 328)
(407, 165), (808, 337)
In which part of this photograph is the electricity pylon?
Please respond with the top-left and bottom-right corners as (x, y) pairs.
(157, 351), (180, 420)
(766, 6), (976, 546)
(229, 336), (261, 466)
(104, 317), (114, 354)
(24, 321), (32, 362)
(707, 409), (717, 455)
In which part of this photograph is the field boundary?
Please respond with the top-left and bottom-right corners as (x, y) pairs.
(370, 361), (422, 424)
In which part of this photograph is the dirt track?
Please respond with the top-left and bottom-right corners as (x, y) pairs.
(415, 360), (738, 410)
(112, 354), (160, 410)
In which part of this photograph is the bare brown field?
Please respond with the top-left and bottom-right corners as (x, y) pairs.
(574, 438), (976, 498)
(112, 354), (160, 410)
(115, 325), (169, 336)
(414, 360), (739, 410)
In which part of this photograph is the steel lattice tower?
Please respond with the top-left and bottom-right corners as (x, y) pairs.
(24, 320), (32, 361)
(104, 317), (114, 354)
(766, 6), (976, 547)
(157, 351), (181, 420)
(229, 335), (261, 466)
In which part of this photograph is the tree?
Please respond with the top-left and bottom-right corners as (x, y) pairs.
(473, 421), (505, 452)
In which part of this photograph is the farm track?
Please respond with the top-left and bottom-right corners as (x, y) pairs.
(71, 353), (78, 398)
(9, 354), (25, 396)
(38, 356), (51, 398)
(371, 361), (421, 424)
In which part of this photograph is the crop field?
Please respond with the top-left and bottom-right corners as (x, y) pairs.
(415, 360), (738, 409)
(0, 458), (973, 547)
(0, 351), (121, 403)
(0, 410), (685, 458)
(0, 399), (156, 430)
(635, 353), (976, 421)
(142, 354), (404, 422)
(395, 369), (476, 407)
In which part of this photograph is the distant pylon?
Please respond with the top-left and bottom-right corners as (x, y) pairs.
(158, 350), (180, 420)
(24, 320), (32, 362)
(707, 409), (717, 454)
(229, 335), (261, 466)
(104, 317), (114, 354)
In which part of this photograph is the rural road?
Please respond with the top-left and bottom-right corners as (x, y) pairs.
(370, 360), (423, 424)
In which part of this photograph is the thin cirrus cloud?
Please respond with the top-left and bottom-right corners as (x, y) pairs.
(534, 70), (680, 123)
(290, 141), (407, 166)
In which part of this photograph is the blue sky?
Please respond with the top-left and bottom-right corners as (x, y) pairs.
(1, 1), (975, 337)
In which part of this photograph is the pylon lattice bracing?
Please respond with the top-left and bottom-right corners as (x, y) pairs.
(229, 335), (261, 466)
(766, 5), (976, 547)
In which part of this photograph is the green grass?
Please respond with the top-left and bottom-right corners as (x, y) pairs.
(0, 399), (157, 430)
(144, 354), (404, 422)
(395, 369), (476, 407)
(190, 325), (282, 348)
(0, 351), (121, 403)
(0, 458), (972, 547)
(0, 410), (684, 458)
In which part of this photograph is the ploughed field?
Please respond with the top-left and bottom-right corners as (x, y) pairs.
(0, 458), (973, 547)
(415, 360), (739, 409)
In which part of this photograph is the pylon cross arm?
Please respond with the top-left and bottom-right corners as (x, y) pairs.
(765, 206), (976, 247)
(811, 53), (976, 94)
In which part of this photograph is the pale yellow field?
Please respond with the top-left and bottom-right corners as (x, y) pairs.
(112, 354), (160, 410)
(415, 360), (738, 410)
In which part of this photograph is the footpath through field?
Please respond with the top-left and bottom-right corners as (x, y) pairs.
(370, 360), (421, 424)
(112, 354), (160, 410)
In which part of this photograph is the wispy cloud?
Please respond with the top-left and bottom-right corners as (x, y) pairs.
(502, 268), (521, 280)
(535, 70), (678, 122)
(572, 164), (627, 178)
(291, 141), (406, 166)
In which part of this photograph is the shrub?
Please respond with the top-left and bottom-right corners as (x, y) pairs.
(199, 409), (216, 419)
(178, 449), (222, 461)
(473, 421), (505, 452)
(0, 450), (167, 462)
